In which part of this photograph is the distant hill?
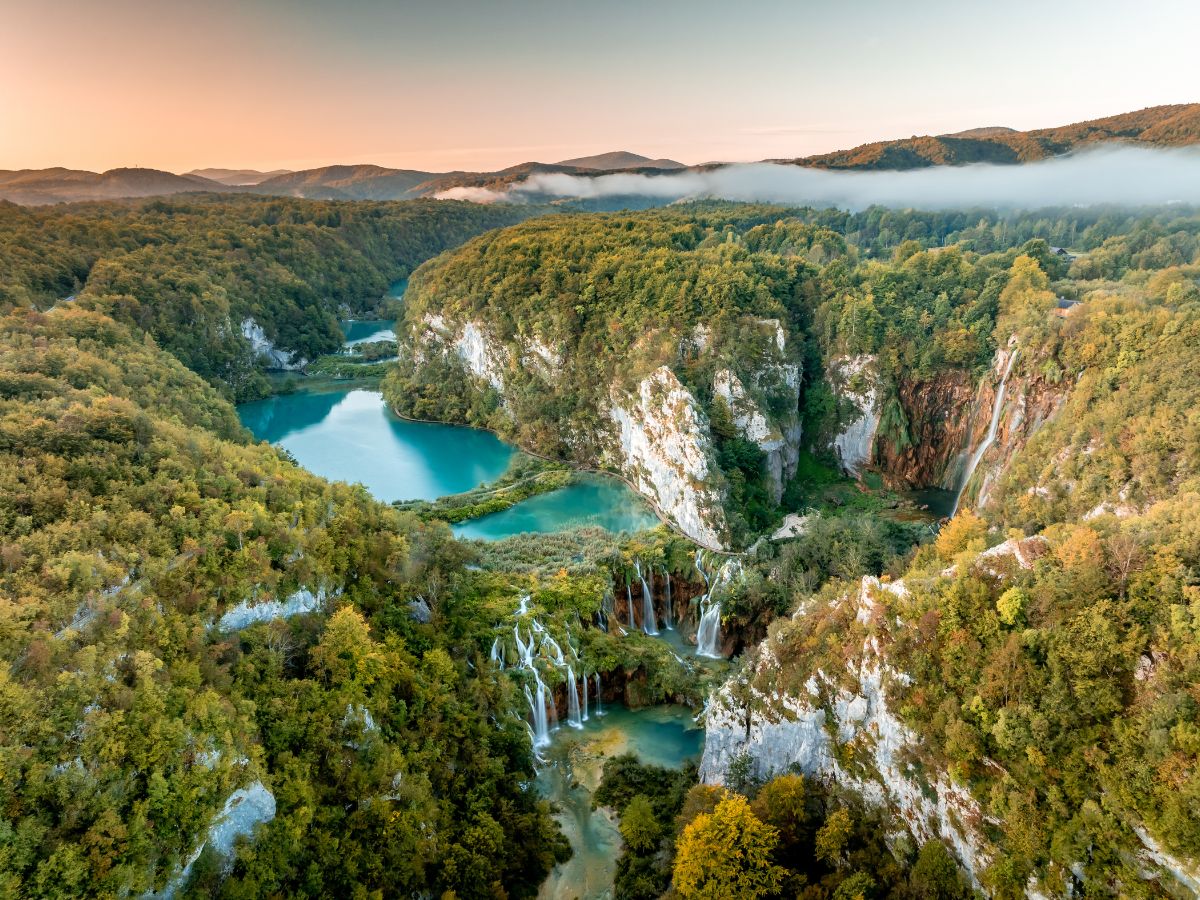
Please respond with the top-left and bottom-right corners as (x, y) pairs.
(186, 167), (292, 185)
(246, 165), (445, 201)
(6, 107), (1198, 205)
(554, 151), (685, 170)
(0, 167), (227, 205)
(779, 103), (1200, 169)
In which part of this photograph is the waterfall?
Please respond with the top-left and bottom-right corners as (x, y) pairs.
(636, 559), (658, 636)
(566, 666), (582, 728)
(525, 679), (550, 747)
(489, 637), (503, 668)
(593, 672), (604, 716)
(581, 670), (589, 721)
(695, 557), (737, 659)
(696, 595), (722, 658)
(952, 348), (1019, 517)
(541, 634), (565, 667)
(626, 580), (635, 631)
(663, 569), (674, 629)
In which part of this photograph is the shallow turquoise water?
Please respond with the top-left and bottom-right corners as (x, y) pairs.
(453, 473), (659, 541)
(238, 388), (514, 501)
(340, 319), (396, 347)
(238, 388), (658, 535)
(537, 704), (702, 900)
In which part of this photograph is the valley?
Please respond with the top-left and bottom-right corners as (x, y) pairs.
(3, 187), (1200, 899)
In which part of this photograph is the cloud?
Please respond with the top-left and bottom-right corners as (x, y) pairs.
(433, 185), (509, 203)
(462, 145), (1200, 210)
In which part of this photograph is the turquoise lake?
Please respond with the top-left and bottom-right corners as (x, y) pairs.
(238, 387), (659, 537)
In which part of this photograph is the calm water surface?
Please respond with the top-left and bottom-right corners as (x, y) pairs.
(537, 704), (702, 900)
(239, 388), (658, 535)
(453, 474), (659, 541)
(238, 388), (514, 501)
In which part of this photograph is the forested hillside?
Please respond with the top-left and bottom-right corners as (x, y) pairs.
(782, 103), (1200, 169)
(0, 196), (541, 399)
(0, 306), (576, 897)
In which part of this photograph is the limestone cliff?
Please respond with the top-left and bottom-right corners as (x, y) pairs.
(700, 576), (996, 888)
(401, 309), (804, 549)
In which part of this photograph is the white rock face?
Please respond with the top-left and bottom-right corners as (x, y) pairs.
(1134, 824), (1200, 895)
(217, 587), (329, 632)
(417, 314), (509, 392)
(240, 318), (306, 370)
(148, 781), (275, 898)
(772, 512), (816, 541)
(520, 337), (562, 379)
(700, 576), (993, 888)
(456, 321), (508, 391)
(608, 366), (727, 548)
(828, 355), (880, 476)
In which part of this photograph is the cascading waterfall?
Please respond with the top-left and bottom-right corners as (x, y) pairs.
(695, 595), (722, 658)
(525, 678), (550, 747)
(593, 672), (603, 716)
(952, 347), (1019, 517)
(581, 670), (589, 721)
(626, 580), (635, 631)
(636, 559), (658, 635)
(566, 666), (582, 728)
(695, 552), (736, 659)
(490, 637), (503, 668)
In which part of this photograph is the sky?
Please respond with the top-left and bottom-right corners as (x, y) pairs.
(2, 0), (1198, 174)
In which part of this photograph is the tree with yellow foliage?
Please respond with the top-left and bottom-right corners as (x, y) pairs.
(673, 794), (785, 900)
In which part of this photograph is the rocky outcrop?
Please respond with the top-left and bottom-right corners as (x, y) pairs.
(714, 367), (800, 503)
(700, 576), (996, 888)
(418, 313), (509, 391)
(827, 355), (881, 476)
(148, 781), (275, 898)
(608, 366), (727, 548)
(216, 586), (331, 632)
(240, 318), (307, 370)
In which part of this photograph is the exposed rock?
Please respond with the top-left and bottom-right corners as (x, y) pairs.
(700, 576), (994, 888)
(828, 355), (881, 476)
(772, 512), (816, 541)
(240, 318), (306, 370)
(974, 536), (1048, 576)
(713, 368), (799, 503)
(217, 587), (329, 632)
(407, 597), (432, 623)
(607, 366), (727, 548)
(1133, 824), (1200, 895)
(148, 781), (275, 898)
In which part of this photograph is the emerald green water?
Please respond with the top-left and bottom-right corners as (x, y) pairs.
(537, 704), (702, 900)
(238, 388), (514, 501)
(453, 474), (659, 541)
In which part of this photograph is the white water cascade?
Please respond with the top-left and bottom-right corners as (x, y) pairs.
(636, 559), (658, 635)
(662, 569), (674, 629)
(566, 666), (583, 728)
(526, 676), (550, 747)
(694, 551), (739, 659)
(626, 581), (635, 631)
(489, 637), (503, 668)
(952, 348), (1019, 517)
(593, 672), (603, 716)
(581, 669), (589, 721)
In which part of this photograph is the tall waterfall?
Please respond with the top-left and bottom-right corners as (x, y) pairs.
(626, 581), (635, 631)
(593, 672), (604, 716)
(490, 637), (503, 668)
(581, 670), (589, 721)
(636, 559), (658, 636)
(662, 569), (674, 629)
(566, 666), (583, 728)
(952, 348), (1019, 517)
